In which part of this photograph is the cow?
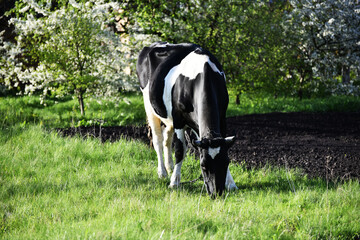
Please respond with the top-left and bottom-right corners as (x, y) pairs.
(136, 42), (237, 197)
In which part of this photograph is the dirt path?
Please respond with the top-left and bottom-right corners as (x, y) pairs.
(58, 112), (360, 180)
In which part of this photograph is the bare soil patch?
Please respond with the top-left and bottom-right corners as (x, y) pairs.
(227, 112), (360, 180)
(58, 112), (360, 180)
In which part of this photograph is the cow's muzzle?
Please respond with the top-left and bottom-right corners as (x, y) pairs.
(203, 174), (225, 198)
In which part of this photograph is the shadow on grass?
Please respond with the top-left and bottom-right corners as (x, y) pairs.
(236, 174), (336, 193)
(166, 165), (340, 198)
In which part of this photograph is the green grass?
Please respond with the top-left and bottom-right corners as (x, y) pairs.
(1, 126), (359, 239)
(227, 94), (360, 117)
(0, 94), (146, 128)
(1, 94), (359, 128)
(1, 94), (360, 239)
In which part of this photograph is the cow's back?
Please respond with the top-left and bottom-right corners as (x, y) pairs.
(137, 42), (200, 118)
(137, 42), (226, 124)
(137, 42), (198, 89)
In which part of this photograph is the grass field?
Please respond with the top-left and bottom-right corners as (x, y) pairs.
(1, 94), (360, 239)
(1, 93), (360, 128)
(0, 94), (146, 128)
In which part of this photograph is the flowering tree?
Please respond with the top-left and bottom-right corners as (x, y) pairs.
(285, 0), (360, 95)
(0, 0), (138, 115)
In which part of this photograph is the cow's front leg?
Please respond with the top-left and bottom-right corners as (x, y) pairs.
(163, 125), (174, 175)
(169, 129), (187, 188)
(225, 167), (238, 191)
(148, 115), (167, 178)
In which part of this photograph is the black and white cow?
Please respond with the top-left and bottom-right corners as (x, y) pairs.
(137, 42), (237, 197)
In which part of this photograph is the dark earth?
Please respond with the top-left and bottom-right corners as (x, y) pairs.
(58, 112), (360, 181)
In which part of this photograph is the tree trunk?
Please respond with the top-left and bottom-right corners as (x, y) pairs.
(298, 75), (304, 101)
(236, 93), (240, 105)
(298, 88), (303, 100)
(78, 92), (85, 116)
(342, 65), (350, 84)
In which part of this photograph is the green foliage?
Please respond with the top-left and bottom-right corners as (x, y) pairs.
(123, 1), (298, 97)
(122, 0), (360, 98)
(1, 125), (359, 239)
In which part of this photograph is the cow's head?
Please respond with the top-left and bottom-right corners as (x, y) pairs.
(194, 136), (235, 198)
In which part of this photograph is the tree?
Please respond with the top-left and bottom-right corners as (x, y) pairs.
(0, 0), (138, 115)
(121, 0), (291, 101)
(285, 0), (360, 96)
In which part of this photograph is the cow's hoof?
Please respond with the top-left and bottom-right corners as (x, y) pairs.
(169, 174), (181, 188)
(169, 182), (180, 189)
(158, 171), (168, 179)
(165, 161), (174, 173)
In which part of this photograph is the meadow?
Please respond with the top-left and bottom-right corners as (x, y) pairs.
(1, 94), (360, 239)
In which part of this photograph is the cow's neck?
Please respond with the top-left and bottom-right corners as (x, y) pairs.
(197, 102), (222, 140)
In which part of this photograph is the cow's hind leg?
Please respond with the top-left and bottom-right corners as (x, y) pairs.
(163, 125), (174, 175)
(169, 129), (187, 188)
(147, 113), (167, 178)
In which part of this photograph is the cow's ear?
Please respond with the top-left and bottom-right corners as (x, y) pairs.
(225, 136), (236, 148)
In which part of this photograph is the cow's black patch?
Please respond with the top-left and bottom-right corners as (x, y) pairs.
(173, 132), (184, 164)
(171, 74), (196, 130)
(137, 43), (199, 118)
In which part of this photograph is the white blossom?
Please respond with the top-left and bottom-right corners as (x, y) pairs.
(285, 0), (360, 95)
(1, 0), (157, 105)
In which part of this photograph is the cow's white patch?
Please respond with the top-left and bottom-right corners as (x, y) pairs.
(178, 51), (222, 79)
(169, 129), (186, 188)
(208, 147), (220, 159)
(163, 125), (174, 174)
(175, 129), (186, 143)
(169, 161), (183, 188)
(163, 51), (224, 119)
(163, 66), (179, 120)
(152, 42), (168, 47)
(142, 78), (172, 127)
(142, 84), (168, 178)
